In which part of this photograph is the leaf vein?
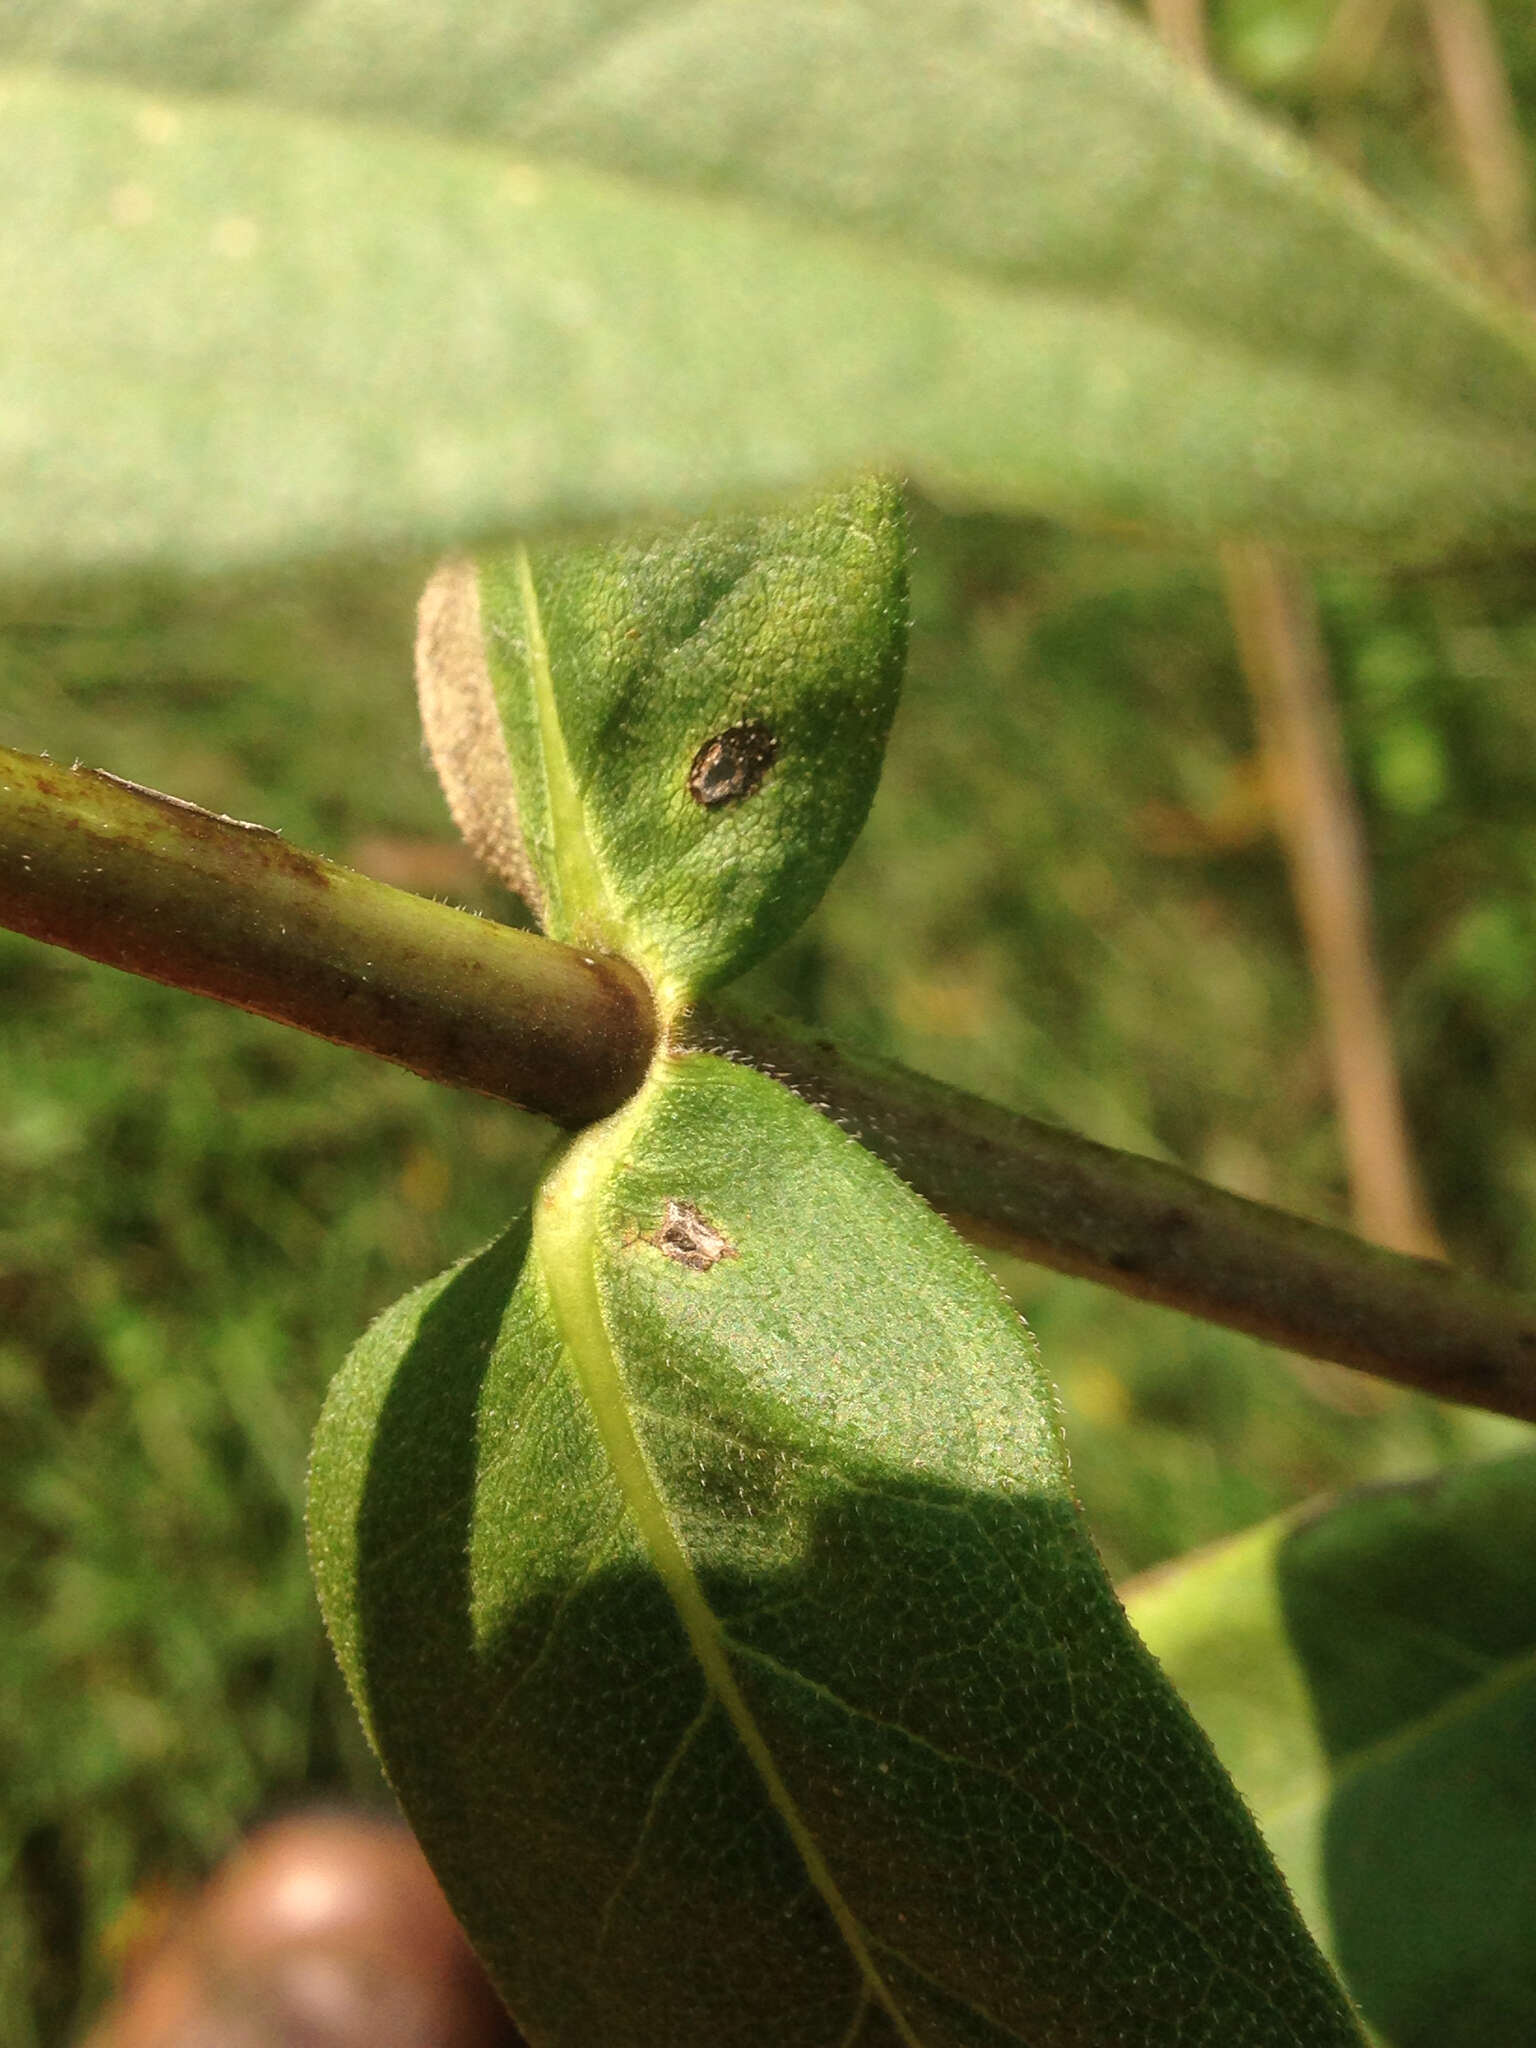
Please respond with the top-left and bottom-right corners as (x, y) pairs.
(721, 1636), (1305, 2029)
(590, 1685), (716, 1966)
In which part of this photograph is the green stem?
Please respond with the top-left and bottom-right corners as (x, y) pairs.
(3, 741), (1534, 1424)
(0, 742), (655, 1127)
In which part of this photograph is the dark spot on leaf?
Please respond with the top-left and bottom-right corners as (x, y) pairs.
(641, 1199), (738, 1272)
(687, 722), (778, 808)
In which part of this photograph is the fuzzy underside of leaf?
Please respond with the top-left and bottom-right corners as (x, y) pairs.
(6, 2), (1536, 578)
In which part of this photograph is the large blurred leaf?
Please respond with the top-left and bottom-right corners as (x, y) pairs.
(4, 0), (1536, 578)
(310, 1051), (1364, 2046)
(1127, 1453), (1536, 2048)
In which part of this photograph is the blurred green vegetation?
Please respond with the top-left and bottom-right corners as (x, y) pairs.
(6, 0), (1536, 2038)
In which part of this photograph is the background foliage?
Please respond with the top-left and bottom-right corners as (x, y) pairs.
(5, 0), (1536, 2040)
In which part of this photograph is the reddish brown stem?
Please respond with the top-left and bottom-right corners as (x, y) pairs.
(0, 744), (655, 1127)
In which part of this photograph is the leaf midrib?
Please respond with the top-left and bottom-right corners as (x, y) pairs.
(511, 545), (621, 950)
(534, 1096), (926, 2048)
(723, 1631), (1314, 2028)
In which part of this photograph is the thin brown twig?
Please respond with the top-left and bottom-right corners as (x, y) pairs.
(1423, 0), (1536, 308)
(1314, 0), (1403, 94)
(1148, 0), (1445, 1265)
(1221, 543), (1444, 1259)
(1145, 0), (1209, 68)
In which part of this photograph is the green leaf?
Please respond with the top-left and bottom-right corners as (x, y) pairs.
(309, 1050), (1364, 2046)
(1125, 1453), (1536, 2048)
(6, 0), (1536, 578)
(416, 480), (907, 1004)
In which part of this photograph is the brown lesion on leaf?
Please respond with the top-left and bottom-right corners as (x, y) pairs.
(687, 722), (778, 809)
(636, 1199), (739, 1272)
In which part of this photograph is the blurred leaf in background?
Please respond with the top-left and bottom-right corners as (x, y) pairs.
(1128, 1450), (1536, 2045)
(3, 0), (1536, 573)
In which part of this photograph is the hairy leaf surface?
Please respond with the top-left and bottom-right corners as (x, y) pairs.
(309, 1052), (1364, 2046)
(1127, 1453), (1536, 2048)
(416, 481), (906, 1002)
(6, 0), (1536, 576)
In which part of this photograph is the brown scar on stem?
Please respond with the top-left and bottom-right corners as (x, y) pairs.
(635, 1199), (739, 1272)
(687, 723), (778, 808)
(84, 766), (283, 838)
(415, 558), (546, 917)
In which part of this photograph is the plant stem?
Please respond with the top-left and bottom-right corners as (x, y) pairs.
(1423, 0), (1536, 308)
(1314, 0), (1401, 93)
(690, 1009), (1536, 1425)
(0, 743), (655, 1127)
(4, 744), (1534, 1421)
(1146, 0), (1444, 1266)
(1221, 542), (1444, 1259)
(1145, 0), (1208, 66)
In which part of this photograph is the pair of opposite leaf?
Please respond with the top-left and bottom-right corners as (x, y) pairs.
(307, 481), (1364, 2047)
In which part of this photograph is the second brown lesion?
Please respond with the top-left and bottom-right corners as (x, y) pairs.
(634, 1199), (739, 1272)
